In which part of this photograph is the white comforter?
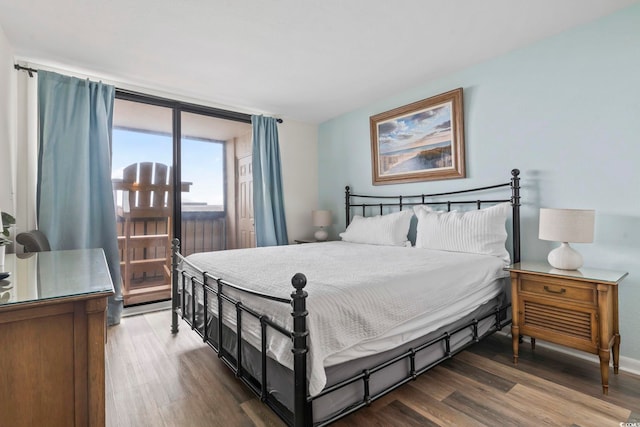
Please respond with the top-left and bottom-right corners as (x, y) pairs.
(182, 241), (507, 396)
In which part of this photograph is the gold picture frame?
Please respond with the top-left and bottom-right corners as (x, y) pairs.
(370, 88), (465, 185)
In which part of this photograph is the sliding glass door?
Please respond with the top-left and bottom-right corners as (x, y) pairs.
(112, 100), (174, 306)
(111, 94), (251, 306)
(181, 113), (225, 255)
(180, 112), (252, 254)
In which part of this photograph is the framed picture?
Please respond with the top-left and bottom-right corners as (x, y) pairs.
(370, 88), (465, 185)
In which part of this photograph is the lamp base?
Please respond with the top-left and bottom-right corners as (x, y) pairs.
(548, 242), (583, 270)
(314, 229), (328, 241)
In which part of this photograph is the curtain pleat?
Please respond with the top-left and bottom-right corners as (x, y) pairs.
(252, 115), (288, 246)
(37, 70), (123, 324)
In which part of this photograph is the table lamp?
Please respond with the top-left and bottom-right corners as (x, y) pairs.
(312, 210), (332, 241)
(538, 208), (595, 270)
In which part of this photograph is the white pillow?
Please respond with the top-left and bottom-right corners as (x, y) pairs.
(340, 210), (413, 247)
(413, 202), (511, 263)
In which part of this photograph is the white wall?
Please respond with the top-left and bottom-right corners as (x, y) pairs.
(0, 24), (16, 221)
(278, 120), (319, 242)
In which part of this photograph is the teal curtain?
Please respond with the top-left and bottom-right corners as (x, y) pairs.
(252, 115), (288, 246)
(37, 70), (123, 324)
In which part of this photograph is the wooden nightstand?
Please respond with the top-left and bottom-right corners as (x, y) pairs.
(506, 262), (627, 394)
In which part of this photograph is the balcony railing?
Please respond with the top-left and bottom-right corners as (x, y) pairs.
(180, 209), (226, 256)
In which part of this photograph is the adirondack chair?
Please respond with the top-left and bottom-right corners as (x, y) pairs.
(113, 162), (173, 305)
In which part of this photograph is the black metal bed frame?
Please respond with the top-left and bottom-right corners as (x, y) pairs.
(171, 169), (521, 427)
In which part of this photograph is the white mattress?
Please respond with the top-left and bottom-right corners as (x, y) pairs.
(181, 241), (508, 396)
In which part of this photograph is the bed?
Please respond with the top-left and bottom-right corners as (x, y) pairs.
(171, 169), (521, 426)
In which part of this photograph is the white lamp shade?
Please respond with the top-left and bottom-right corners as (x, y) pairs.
(539, 208), (595, 243)
(312, 210), (332, 227)
(539, 208), (595, 270)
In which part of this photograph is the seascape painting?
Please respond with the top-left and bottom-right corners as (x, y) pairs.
(370, 88), (465, 184)
(378, 104), (452, 174)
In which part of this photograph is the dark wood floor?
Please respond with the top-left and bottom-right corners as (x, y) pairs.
(106, 310), (640, 426)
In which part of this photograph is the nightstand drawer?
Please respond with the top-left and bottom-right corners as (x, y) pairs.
(519, 275), (596, 305)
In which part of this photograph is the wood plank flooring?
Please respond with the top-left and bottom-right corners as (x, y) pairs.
(106, 310), (640, 426)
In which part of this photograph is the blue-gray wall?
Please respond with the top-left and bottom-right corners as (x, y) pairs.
(318, 5), (640, 361)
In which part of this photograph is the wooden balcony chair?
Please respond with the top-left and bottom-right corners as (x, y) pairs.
(113, 162), (173, 305)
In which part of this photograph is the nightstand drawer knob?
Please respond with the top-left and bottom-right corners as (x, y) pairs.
(544, 285), (566, 295)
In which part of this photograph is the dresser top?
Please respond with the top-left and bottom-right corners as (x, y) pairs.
(507, 261), (628, 284)
(0, 249), (114, 308)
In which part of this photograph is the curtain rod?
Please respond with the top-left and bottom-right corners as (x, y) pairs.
(14, 64), (283, 123)
(14, 63), (37, 77)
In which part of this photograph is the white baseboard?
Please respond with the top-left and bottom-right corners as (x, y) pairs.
(496, 330), (640, 377)
(619, 354), (640, 376)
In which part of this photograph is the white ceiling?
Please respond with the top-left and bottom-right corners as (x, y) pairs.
(0, 0), (636, 124)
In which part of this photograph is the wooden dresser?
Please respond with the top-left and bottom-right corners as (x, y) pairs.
(0, 249), (114, 426)
(507, 262), (627, 394)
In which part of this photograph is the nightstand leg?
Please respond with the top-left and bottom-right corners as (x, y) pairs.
(599, 348), (610, 395)
(612, 285), (620, 375)
(531, 337), (536, 350)
(613, 333), (620, 375)
(597, 284), (612, 394)
(512, 328), (520, 365)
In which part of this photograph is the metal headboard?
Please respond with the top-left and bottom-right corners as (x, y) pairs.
(345, 169), (521, 263)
